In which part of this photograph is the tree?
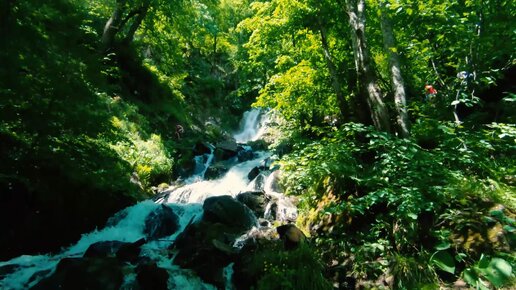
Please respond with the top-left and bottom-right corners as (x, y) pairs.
(102, 0), (151, 50)
(344, 0), (391, 132)
(379, 1), (410, 137)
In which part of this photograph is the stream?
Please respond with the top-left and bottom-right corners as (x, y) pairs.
(0, 109), (295, 290)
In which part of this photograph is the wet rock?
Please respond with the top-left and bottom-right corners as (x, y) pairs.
(276, 224), (306, 250)
(246, 139), (269, 151)
(202, 195), (257, 231)
(172, 221), (238, 289)
(0, 264), (19, 277)
(248, 173), (267, 191)
(84, 241), (126, 258)
(136, 259), (169, 290)
(214, 140), (239, 161)
(116, 238), (145, 263)
(275, 196), (298, 222)
(144, 205), (179, 240)
(232, 237), (283, 290)
(105, 209), (129, 227)
(236, 191), (267, 218)
(264, 170), (284, 193)
(216, 139), (238, 152)
(247, 166), (261, 181)
(237, 146), (256, 162)
(204, 163), (230, 180)
(31, 257), (123, 290)
(193, 142), (212, 156)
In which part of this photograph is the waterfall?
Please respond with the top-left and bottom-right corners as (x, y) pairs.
(185, 145), (215, 184)
(233, 108), (268, 143)
(0, 109), (282, 290)
(162, 151), (270, 204)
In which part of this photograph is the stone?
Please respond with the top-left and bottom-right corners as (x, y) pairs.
(136, 259), (169, 290)
(31, 257), (123, 290)
(276, 224), (306, 250)
(204, 163), (230, 180)
(193, 142), (212, 156)
(264, 170), (284, 193)
(247, 173), (267, 191)
(237, 146), (256, 162)
(202, 195), (257, 231)
(247, 166), (261, 181)
(172, 221), (237, 289)
(116, 238), (145, 263)
(83, 241), (126, 258)
(214, 139), (239, 161)
(144, 205), (179, 240)
(236, 191), (267, 218)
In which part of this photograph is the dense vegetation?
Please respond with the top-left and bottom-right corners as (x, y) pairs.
(1, 0), (514, 288)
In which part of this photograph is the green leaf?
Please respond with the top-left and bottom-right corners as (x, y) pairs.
(435, 241), (451, 250)
(430, 251), (455, 274)
(485, 258), (512, 287)
(477, 254), (489, 269)
(462, 268), (478, 286)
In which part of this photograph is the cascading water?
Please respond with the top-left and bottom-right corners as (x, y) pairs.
(0, 109), (290, 290)
(185, 144), (215, 184)
(233, 108), (268, 143)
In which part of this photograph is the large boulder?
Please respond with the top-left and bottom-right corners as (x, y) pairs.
(116, 238), (146, 263)
(247, 166), (261, 181)
(82, 238), (145, 263)
(193, 142), (212, 156)
(202, 195), (257, 231)
(143, 205), (179, 240)
(247, 173), (267, 191)
(204, 163), (230, 180)
(171, 221), (238, 289)
(236, 191), (267, 218)
(31, 257), (123, 290)
(83, 241), (127, 258)
(136, 259), (169, 290)
(237, 146), (256, 162)
(276, 224), (306, 250)
(264, 170), (284, 193)
(214, 140), (239, 161)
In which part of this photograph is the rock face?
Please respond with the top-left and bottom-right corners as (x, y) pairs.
(276, 224), (306, 250)
(214, 140), (239, 161)
(143, 205), (179, 240)
(247, 166), (261, 181)
(236, 191), (268, 218)
(83, 241), (127, 258)
(202, 195), (257, 230)
(32, 258), (124, 290)
(237, 146), (256, 162)
(136, 259), (169, 290)
(264, 170), (284, 193)
(171, 195), (258, 288)
(193, 142), (212, 156)
(248, 173), (267, 191)
(204, 163), (230, 180)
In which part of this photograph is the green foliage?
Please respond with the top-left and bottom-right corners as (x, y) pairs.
(463, 254), (515, 289)
(247, 244), (332, 290)
(279, 121), (515, 287)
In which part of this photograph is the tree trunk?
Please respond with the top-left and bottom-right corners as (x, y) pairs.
(102, 0), (150, 50)
(102, 0), (125, 49)
(379, 2), (410, 137)
(123, 0), (150, 44)
(345, 0), (391, 132)
(318, 24), (349, 118)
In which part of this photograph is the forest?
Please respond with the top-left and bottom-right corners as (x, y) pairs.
(0, 0), (514, 289)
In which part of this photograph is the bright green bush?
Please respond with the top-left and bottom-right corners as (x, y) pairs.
(279, 121), (515, 288)
(253, 244), (332, 290)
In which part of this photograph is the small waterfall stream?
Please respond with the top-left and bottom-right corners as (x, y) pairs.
(0, 109), (293, 290)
